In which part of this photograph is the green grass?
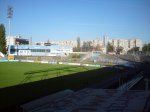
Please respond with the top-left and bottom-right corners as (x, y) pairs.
(0, 62), (119, 110)
(0, 62), (97, 88)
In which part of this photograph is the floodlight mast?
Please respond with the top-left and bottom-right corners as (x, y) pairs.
(7, 6), (13, 36)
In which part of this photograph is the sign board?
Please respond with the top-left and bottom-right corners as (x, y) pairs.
(8, 55), (14, 60)
(18, 50), (31, 56)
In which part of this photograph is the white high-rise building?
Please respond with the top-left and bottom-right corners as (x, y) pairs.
(118, 39), (129, 53)
(103, 35), (108, 48)
(110, 38), (142, 54)
(134, 39), (142, 50)
(112, 39), (118, 48)
(33, 37), (143, 54)
(129, 39), (143, 50)
(129, 39), (136, 49)
(92, 39), (103, 47)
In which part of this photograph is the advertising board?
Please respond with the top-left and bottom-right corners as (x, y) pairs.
(8, 55), (14, 60)
(18, 50), (31, 56)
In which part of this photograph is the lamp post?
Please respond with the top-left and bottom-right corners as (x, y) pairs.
(7, 6), (13, 48)
(17, 44), (18, 56)
(7, 6), (13, 36)
(16, 42), (19, 56)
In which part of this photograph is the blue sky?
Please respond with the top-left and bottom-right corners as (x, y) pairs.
(0, 0), (150, 43)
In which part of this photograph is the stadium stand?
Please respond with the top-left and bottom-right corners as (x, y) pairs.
(117, 72), (144, 91)
(14, 53), (139, 69)
(21, 88), (150, 112)
(21, 89), (74, 112)
(115, 54), (141, 62)
(81, 53), (130, 66)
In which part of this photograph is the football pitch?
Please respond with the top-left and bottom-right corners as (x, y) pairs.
(0, 62), (97, 88)
(0, 62), (119, 110)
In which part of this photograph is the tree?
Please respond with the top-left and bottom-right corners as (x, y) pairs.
(95, 44), (102, 51)
(107, 42), (114, 52)
(142, 43), (150, 54)
(0, 24), (6, 54)
(73, 47), (77, 52)
(82, 41), (93, 52)
(116, 46), (123, 54)
(77, 37), (81, 52)
(128, 47), (140, 54)
(142, 44), (148, 53)
(148, 43), (150, 52)
(82, 41), (87, 52)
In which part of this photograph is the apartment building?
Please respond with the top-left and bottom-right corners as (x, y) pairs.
(129, 39), (142, 50)
(110, 38), (142, 53)
(34, 37), (142, 54)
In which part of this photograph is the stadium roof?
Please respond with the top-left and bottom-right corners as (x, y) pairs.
(11, 45), (72, 49)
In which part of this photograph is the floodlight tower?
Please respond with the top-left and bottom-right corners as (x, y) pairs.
(103, 35), (108, 53)
(7, 6), (13, 36)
